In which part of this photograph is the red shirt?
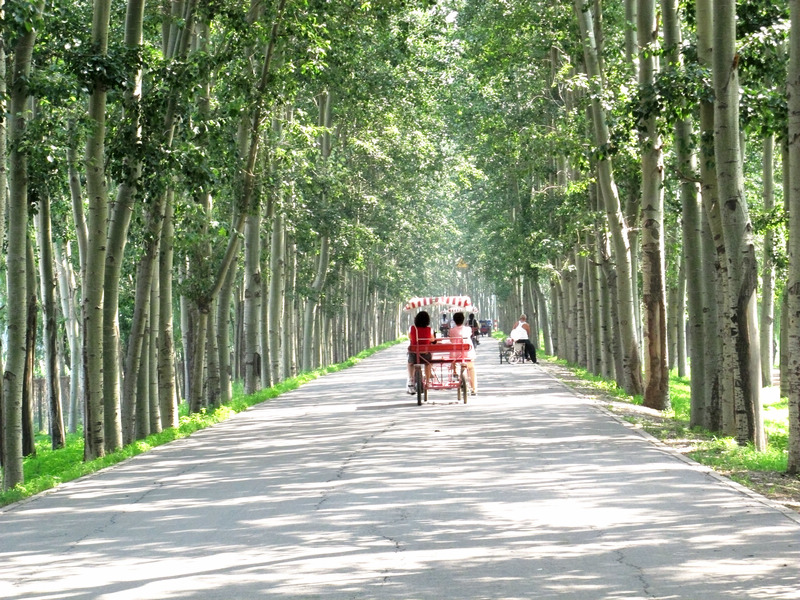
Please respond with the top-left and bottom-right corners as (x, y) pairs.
(409, 325), (434, 346)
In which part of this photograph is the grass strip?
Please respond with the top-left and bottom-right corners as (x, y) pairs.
(543, 354), (790, 475)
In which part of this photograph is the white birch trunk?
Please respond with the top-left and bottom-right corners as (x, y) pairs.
(158, 195), (178, 429)
(149, 261), (162, 434)
(269, 209), (286, 384)
(82, 0), (112, 461)
(3, 4), (41, 485)
(761, 135), (776, 387)
(35, 193), (66, 449)
(713, 0), (765, 450)
(54, 241), (82, 432)
(638, 0), (669, 410)
(785, 0), (800, 473)
(243, 211), (262, 394)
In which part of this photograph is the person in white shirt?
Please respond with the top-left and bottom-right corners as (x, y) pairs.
(509, 314), (537, 364)
(449, 312), (478, 395)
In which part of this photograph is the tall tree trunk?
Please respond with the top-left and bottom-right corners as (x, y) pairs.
(3, 0), (43, 488)
(158, 195), (178, 429)
(782, 141), (791, 399)
(102, 0), (149, 450)
(54, 241), (82, 433)
(83, 0), (113, 461)
(244, 211), (262, 394)
(0, 10), (6, 468)
(639, 0), (669, 409)
(148, 262), (162, 434)
(23, 237), (38, 457)
(269, 204), (286, 384)
(284, 238), (298, 378)
(786, 0), (800, 474)
(216, 258), (236, 405)
(260, 224), (271, 389)
(206, 299), (221, 408)
(595, 224), (613, 379)
(134, 303), (150, 440)
(575, 251), (587, 368)
(761, 134), (776, 387)
(302, 90), (333, 372)
(713, 0), (765, 450)
(36, 193), (66, 449)
(676, 253), (687, 376)
(696, 0), (724, 432)
(121, 236), (160, 444)
(550, 275), (561, 358)
(574, 0), (643, 395)
(532, 277), (552, 356)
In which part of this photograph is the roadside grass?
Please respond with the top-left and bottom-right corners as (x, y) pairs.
(543, 355), (790, 475)
(0, 339), (401, 508)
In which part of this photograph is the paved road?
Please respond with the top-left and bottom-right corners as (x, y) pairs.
(1, 341), (799, 600)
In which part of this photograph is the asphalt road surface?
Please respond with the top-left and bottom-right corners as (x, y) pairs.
(1, 340), (799, 600)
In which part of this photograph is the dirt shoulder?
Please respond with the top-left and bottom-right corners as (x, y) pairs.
(537, 360), (800, 514)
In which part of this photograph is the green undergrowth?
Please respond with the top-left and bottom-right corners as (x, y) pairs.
(545, 355), (790, 475)
(0, 339), (400, 508)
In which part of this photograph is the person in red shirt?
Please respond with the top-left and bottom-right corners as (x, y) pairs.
(407, 310), (435, 393)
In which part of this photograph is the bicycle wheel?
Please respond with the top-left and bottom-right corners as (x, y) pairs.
(415, 369), (423, 406)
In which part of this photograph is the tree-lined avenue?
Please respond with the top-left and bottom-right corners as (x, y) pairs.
(1, 346), (798, 599)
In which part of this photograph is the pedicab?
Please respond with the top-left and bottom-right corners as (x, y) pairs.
(404, 296), (475, 405)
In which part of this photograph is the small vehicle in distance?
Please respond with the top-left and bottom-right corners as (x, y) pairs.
(479, 319), (492, 336)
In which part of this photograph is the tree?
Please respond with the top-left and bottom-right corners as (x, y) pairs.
(35, 190), (66, 449)
(573, 0), (644, 396)
(2, 0), (45, 490)
(638, 0), (669, 410)
(82, 0), (113, 461)
(786, 0), (800, 474)
(712, 0), (765, 449)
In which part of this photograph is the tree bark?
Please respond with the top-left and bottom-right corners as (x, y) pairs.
(3, 0), (43, 488)
(0, 17), (6, 466)
(532, 277), (552, 356)
(269, 203), (286, 384)
(148, 262), (162, 434)
(761, 135), (776, 387)
(36, 193), (66, 449)
(158, 195), (178, 429)
(713, 0), (765, 450)
(639, 0), (669, 410)
(786, 0), (800, 474)
(54, 241), (82, 433)
(696, 0), (724, 432)
(302, 90), (333, 372)
(83, 0), (113, 461)
(244, 211), (263, 394)
(23, 237), (38, 457)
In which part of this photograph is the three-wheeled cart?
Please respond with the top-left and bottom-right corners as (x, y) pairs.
(404, 295), (476, 405)
(409, 339), (472, 405)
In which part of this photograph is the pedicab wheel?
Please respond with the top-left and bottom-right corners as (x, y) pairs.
(459, 370), (468, 404)
(415, 369), (423, 406)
